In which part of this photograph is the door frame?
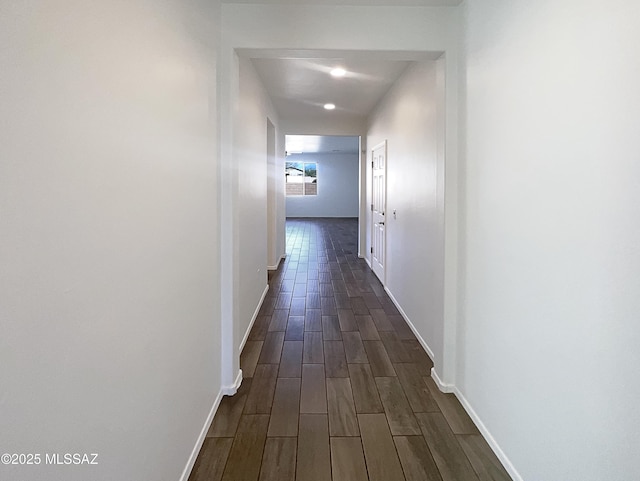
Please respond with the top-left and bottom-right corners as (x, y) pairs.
(370, 140), (387, 285)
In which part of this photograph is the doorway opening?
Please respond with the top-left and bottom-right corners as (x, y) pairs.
(283, 134), (362, 264)
(284, 134), (361, 216)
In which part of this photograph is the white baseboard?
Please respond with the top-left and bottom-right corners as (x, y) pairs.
(268, 255), (286, 271)
(384, 286), (436, 362)
(239, 284), (269, 353)
(430, 366), (455, 393)
(222, 369), (243, 396)
(179, 389), (224, 481)
(384, 286), (521, 481)
(453, 386), (524, 481)
(364, 256), (372, 269)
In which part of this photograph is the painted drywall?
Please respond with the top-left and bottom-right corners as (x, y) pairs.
(219, 3), (461, 386)
(275, 128), (287, 267)
(286, 153), (359, 218)
(281, 115), (367, 137)
(266, 119), (280, 269)
(270, 122), (287, 270)
(218, 53), (283, 389)
(460, 1), (640, 480)
(221, 0), (464, 5)
(0, 1), (221, 481)
(367, 61), (445, 372)
(222, 4), (455, 51)
(235, 57), (281, 347)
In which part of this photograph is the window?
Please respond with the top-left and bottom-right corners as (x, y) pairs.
(286, 161), (317, 196)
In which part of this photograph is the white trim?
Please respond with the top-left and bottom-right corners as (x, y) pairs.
(370, 140), (387, 285)
(384, 286), (436, 362)
(453, 387), (524, 481)
(178, 390), (224, 481)
(430, 366), (454, 393)
(384, 285), (522, 481)
(222, 369), (243, 396)
(239, 284), (269, 353)
(364, 255), (372, 269)
(267, 255), (286, 271)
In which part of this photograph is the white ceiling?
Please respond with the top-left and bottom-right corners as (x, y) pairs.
(245, 49), (442, 126)
(286, 135), (359, 155)
(224, 0), (461, 5)
(251, 57), (412, 120)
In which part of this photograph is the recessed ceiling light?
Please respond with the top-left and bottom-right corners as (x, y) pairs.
(324, 103), (336, 110)
(330, 67), (346, 78)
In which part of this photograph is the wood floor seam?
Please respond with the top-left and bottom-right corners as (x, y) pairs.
(191, 219), (512, 481)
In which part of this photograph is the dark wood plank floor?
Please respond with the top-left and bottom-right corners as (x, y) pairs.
(190, 218), (512, 481)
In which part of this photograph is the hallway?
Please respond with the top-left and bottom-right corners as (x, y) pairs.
(189, 218), (511, 481)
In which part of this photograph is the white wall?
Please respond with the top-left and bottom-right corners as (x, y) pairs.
(0, 1), (221, 481)
(275, 129), (287, 267)
(286, 153), (359, 218)
(460, 1), (640, 480)
(367, 61), (445, 372)
(281, 115), (366, 137)
(235, 57), (281, 348)
(222, 4), (456, 51)
(266, 119), (283, 270)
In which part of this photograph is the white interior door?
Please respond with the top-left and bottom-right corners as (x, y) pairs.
(371, 141), (386, 283)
